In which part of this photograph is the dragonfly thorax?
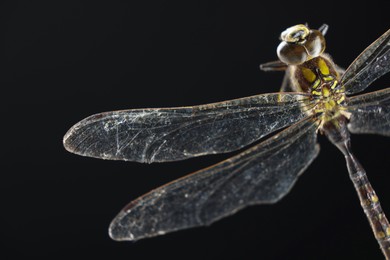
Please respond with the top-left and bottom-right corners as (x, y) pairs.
(292, 56), (348, 127)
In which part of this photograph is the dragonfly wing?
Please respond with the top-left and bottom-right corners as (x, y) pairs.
(63, 93), (312, 163)
(341, 29), (390, 95)
(347, 87), (390, 136)
(109, 117), (319, 241)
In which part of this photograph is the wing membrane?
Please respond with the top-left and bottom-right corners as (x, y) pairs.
(109, 117), (319, 241)
(63, 93), (312, 163)
(342, 29), (390, 95)
(347, 87), (390, 136)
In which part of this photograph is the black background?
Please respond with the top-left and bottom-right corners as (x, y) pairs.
(4, 1), (390, 259)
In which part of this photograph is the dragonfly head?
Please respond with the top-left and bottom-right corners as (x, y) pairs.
(277, 24), (326, 65)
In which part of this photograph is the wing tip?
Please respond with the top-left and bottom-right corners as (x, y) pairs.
(63, 113), (101, 154)
(63, 125), (77, 153)
(62, 117), (100, 158)
(109, 211), (137, 242)
(63, 121), (87, 156)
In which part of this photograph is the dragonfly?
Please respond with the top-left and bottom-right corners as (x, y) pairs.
(63, 24), (390, 258)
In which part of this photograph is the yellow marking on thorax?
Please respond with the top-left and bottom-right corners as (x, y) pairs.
(330, 81), (338, 89)
(386, 227), (390, 236)
(312, 90), (322, 96)
(302, 67), (316, 83)
(324, 100), (336, 110)
(312, 79), (321, 89)
(318, 58), (329, 75)
(323, 75), (334, 82)
(336, 95), (345, 104)
(322, 87), (330, 97)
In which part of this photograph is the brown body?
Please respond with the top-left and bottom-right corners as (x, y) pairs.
(288, 55), (347, 129)
(290, 53), (390, 258)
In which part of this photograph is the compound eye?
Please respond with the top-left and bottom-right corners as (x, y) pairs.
(305, 30), (326, 57)
(277, 41), (308, 65)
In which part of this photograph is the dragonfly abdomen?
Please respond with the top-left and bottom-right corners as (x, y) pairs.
(324, 116), (390, 259)
(346, 150), (390, 258)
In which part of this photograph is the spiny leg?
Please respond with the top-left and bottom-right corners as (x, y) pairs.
(259, 60), (294, 94)
(259, 60), (287, 72)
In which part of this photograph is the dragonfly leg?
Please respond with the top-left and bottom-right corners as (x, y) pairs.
(259, 60), (287, 72)
(260, 61), (295, 94)
(278, 68), (294, 93)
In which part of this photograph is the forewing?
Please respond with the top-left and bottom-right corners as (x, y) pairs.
(63, 93), (312, 163)
(347, 87), (390, 136)
(109, 117), (319, 241)
(342, 28), (390, 95)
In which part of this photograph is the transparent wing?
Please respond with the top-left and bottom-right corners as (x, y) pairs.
(341, 28), (390, 95)
(63, 93), (313, 163)
(109, 117), (319, 241)
(347, 87), (390, 136)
